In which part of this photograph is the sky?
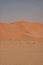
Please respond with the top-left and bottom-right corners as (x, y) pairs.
(0, 0), (43, 23)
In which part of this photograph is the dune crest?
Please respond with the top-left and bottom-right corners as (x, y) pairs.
(0, 21), (43, 41)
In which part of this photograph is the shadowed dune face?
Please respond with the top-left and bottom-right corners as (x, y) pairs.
(0, 21), (43, 40)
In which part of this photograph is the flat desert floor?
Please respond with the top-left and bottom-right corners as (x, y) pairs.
(0, 40), (43, 65)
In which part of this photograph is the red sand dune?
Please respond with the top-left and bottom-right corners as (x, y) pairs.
(0, 21), (43, 40)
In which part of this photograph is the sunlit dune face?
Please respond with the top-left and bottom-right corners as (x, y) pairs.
(0, 21), (43, 41)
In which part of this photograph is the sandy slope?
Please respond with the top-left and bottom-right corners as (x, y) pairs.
(0, 40), (43, 65)
(0, 21), (43, 41)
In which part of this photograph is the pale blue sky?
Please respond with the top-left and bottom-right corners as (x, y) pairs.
(0, 0), (43, 23)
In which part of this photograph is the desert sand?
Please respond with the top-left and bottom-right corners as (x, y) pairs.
(0, 21), (43, 65)
(0, 21), (43, 40)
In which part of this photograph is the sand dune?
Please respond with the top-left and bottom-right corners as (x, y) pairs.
(0, 21), (43, 40)
(0, 21), (43, 65)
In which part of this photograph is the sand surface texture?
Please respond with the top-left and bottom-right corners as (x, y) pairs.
(0, 40), (43, 65)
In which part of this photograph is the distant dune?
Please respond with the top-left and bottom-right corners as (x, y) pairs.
(0, 21), (43, 41)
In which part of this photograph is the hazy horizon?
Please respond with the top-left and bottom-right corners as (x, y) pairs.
(0, 0), (43, 23)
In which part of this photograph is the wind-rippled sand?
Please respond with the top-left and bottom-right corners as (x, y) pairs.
(0, 40), (43, 65)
